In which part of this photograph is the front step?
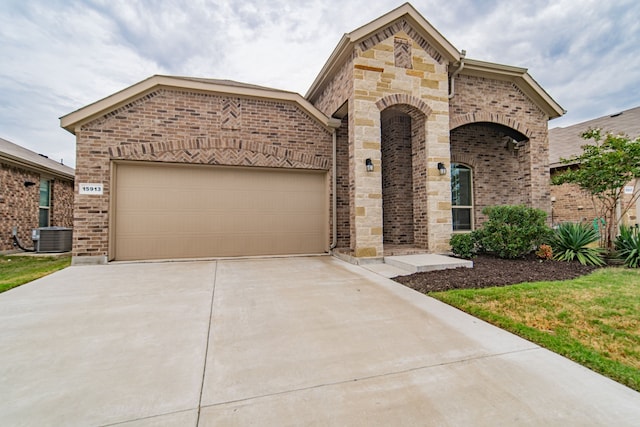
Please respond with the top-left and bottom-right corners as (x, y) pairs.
(359, 253), (473, 278)
(384, 253), (473, 274)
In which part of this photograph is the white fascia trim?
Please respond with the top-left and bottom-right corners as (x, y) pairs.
(61, 75), (338, 134)
(461, 59), (564, 119)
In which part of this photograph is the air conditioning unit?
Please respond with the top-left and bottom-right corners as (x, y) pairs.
(32, 227), (73, 253)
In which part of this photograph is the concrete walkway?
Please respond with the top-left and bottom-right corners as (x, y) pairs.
(1, 256), (639, 426)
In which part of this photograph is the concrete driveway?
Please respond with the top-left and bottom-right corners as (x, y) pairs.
(1, 256), (639, 426)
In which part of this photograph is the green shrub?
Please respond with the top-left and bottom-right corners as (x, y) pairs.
(551, 222), (605, 266)
(450, 233), (476, 259)
(473, 205), (553, 259)
(615, 225), (640, 268)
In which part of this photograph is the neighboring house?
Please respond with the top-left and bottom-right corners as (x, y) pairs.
(60, 3), (563, 265)
(549, 106), (640, 227)
(0, 137), (75, 253)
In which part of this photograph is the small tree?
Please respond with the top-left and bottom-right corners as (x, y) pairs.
(552, 129), (640, 251)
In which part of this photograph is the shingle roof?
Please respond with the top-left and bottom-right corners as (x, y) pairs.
(0, 137), (74, 180)
(60, 75), (341, 133)
(168, 76), (296, 94)
(549, 106), (640, 168)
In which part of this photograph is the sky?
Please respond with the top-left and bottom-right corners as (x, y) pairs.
(1, 0), (638, 168)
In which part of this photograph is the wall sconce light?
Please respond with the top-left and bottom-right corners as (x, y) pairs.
(365, 158), (374, 172)
(437, 162), (447, 176)
(24, 181), (36, 187)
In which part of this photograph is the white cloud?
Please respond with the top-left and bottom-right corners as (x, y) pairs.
(1, 0), (639, 167)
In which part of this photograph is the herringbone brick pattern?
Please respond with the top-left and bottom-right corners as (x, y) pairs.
(73, 88), (333, 258)
(221, 98), (241, 130)
(394, 38), (412, 69)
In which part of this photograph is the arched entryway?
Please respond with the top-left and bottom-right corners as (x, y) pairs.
(380, 104), (427, 249)
(450, 121), (529, 228)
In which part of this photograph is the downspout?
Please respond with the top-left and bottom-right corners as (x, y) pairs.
(330, 127), (338, 250)
(448, 50), (466, 99)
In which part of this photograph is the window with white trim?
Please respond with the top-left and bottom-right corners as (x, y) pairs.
(451, 163), (473, 231)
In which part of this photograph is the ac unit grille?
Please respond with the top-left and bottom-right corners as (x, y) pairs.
(33, 227), (73, 253)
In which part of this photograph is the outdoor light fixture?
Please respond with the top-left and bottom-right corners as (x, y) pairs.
(365, 158), (374, 172)
(24, 181), (36, 187)
(437, 162), (447, 175)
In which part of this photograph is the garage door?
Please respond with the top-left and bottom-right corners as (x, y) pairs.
(113, 163), (328, 261)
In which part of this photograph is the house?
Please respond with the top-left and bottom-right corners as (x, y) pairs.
(0, 137), (74, 253)
(60, 3), (563, 265)
(549, 105), (640, 227)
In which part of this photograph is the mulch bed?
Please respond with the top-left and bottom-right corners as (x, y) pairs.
(393, 254), (601, 293)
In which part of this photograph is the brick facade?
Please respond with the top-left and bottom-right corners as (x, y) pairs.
(51, 179), (74, 228)
(314, 58), (354, 118)
(335, 116), (350, 249)
(0, 163), (39, 251)
(450, 74), (552, 223)
(381, 113), (413, 244)
(73, 89), (333, 261)
(0, 162), (74, 252)
(551, 180), (639, 227)
(309, 21), (555, 258)
(450, 124), (530, 226)
(65, 4), (561, 263)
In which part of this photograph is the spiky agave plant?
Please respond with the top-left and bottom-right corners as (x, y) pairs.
(551, 222), (605, 266)
(615, 225), (640, 268)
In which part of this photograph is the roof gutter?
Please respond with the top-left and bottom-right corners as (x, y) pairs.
(0, 153), (74, 181)
(448, 49), (466, 99)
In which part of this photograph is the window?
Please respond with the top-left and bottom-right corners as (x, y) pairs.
(39, 179), (51, 227)
(451, 163), (473, 231)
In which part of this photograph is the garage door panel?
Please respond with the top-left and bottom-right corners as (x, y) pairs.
(114, 163), (328, 260)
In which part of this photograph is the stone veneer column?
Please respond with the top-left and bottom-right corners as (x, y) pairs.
(348, 32), (454, 258)
(424, 114), (453, 252)
(351, 94), (384, 258)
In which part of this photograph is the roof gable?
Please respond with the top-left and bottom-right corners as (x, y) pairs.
(61, 75), (340, 134)
(305, 3), (563, 121)
(306, 3), (460, 101)
(460, 59), (565, 120)
(349, 3), (459, 63)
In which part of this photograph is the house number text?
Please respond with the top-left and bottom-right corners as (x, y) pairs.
(79, 183), (104, 195)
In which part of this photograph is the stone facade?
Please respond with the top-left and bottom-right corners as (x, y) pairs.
(73, 89), (333, 260)
(65, 4), (562, 263)
(312, 28), (453, 258)
(310, 20), (556, 258)
(0, 162), (74, 252)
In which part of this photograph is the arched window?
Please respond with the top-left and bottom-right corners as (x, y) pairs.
(451, 163), (473, 231)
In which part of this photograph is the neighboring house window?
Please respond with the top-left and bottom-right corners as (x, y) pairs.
(451, 163), (473, 231)
(39, 179), (51, 227)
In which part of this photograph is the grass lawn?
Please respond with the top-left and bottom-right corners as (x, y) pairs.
(430, 268), (640, 392)
(0, 254), (71, 293)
